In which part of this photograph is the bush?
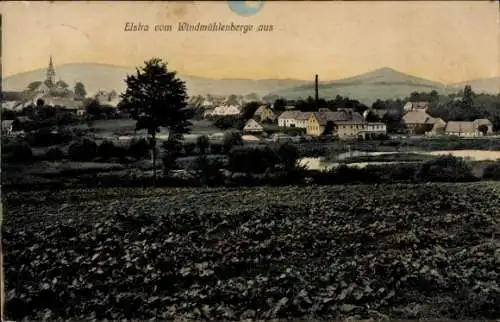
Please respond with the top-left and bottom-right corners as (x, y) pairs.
(162, 154), (180, 173)
(25, 129), (73, 147)
(98, 141), (118, 160)
(210, 142), (223, 154)
(275, 142), (300, 171)
(192, 155), (225, 186)
(162, 140), (183, 173)
(211, 115), (241, 131)
(282, 127), (306, 137)
(228, 146), (277, 174)
(44, 147), (65, 161)
(418, 155), (476, 182)
(68, 139), (98, 162)
(183, 142), (196, 155)
(383, 163), (419, 182)
(128, 138), (151, 160)
(223, 131), (243, 153)
(482, 162), (500, 180)
(4, 143), (33, 163)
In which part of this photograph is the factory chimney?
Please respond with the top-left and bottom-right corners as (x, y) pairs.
(315, 74), (319, 109)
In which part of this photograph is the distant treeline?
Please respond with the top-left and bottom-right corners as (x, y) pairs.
(2, 91), (24, 101)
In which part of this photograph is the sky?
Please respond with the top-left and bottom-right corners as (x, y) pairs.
(1, 1), (499, 83)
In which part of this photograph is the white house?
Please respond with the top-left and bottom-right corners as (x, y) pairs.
(278, 111), (301, 127)
(43, 97), (84, 111)
(365, 122), (387, 134)
(243, 119), (264, 133)
(208, 105), (242, 116)
(403, 101), (429, 113)
(201, 97), (216, 108)
(277, 111), (311, 128)
(203, 108), (215, 117)
(94, 90), (120, 107)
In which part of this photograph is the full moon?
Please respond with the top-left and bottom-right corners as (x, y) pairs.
(228, 1), (265, 17)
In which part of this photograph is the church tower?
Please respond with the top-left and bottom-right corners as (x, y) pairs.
(46, 56), (56, 87)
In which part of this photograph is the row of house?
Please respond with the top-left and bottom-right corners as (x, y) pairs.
(244, 108), (387, 139)
(402, 109), (493, 137)
(247, 102), (495, 138)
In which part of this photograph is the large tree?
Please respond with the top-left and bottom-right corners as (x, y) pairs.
(74, 82), (87, 98)
(84, 99), (102, 126)
(462, 85), (474, 109)
(273, 98), (287, 112)
(120, 58), (192, 183)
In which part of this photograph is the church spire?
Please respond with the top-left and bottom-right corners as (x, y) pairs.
(46, 55), (56, 86)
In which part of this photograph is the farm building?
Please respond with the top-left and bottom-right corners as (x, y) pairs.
(306, 111), (362, 137)
(402, 110), (436, 134)
(427, 118), (447, 136)
(445, 119), (493, 137)
(252, 105), (277, 122)
(243, 119), (264, 133)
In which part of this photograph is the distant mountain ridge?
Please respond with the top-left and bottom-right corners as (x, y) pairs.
(268, 67), (499, 105)
(452, 77), (500, 94)
(2, 63), (309, 98)
(3, 64), (498, 105)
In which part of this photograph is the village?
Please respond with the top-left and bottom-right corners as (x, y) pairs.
(1, 58), (496, 143)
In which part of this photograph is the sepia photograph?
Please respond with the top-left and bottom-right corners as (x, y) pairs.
(1, 0), (499, 320)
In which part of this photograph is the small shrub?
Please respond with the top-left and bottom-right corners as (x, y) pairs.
(68, 139), (98, 162)
(482, 162), (500, 180)
(44, 147), (65, 161)
(418, 155), (476, 182)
